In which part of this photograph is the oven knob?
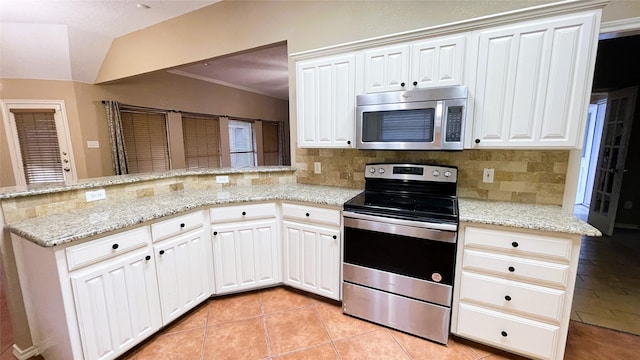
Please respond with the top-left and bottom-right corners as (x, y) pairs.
(379, 168), (385, 174)
(432, 170), (440, 177)
(444, 171), (452, 178)
(369, 167), (376, 174)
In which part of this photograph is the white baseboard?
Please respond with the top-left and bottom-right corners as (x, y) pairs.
(12, 344), (39, 360)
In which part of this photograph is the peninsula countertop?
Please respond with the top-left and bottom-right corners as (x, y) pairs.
(5, 184), (600, 247)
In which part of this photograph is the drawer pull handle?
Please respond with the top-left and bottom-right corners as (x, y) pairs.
(333, 235), (337, 240)
(180, 223), (185, 228)
(145, 255), (151, 261)
(505, 295), (512, 301)
(501, 331), (508, 337)
(159, 250), (165, 255)
(305, 213), (310, 217)
(511, 241), (519, 248)
(242, 211), (246, 216)
(112, 244), (119, 250)
(213, 231), (218, 236)
(508, 266), (515, 272)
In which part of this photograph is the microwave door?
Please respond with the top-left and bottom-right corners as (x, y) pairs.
(357, 101), (439, 150)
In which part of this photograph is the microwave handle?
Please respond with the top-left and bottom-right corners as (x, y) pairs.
(434, 101), (444, 145)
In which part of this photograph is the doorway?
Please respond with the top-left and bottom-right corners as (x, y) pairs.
(573, 34), (640, 234)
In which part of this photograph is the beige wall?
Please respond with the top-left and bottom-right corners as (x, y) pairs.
(0, 73), (289, 187)
(96, 0), (560, 83)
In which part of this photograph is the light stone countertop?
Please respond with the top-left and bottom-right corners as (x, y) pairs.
(5, 184), (362, 247)
(5, 185), (600, 248)
(459, 198), (601, 237)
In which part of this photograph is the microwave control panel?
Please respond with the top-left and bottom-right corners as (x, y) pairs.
(445, 106), (463, 142)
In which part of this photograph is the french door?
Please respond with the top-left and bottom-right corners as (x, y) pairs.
(588, 86), (638, 235)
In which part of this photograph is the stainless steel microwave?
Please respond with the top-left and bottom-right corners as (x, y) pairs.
(355, 85), (467, 150)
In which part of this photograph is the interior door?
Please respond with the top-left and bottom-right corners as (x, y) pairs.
(588, 86), (638, 235)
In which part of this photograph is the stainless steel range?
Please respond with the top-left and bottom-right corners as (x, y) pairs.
(342, 163), (458, 344)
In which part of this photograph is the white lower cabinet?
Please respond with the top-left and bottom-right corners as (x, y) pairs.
(70, 247), (162, 360)
(154, 227), (212, 324)
(452, 224), (582, 360)
(210, 203), (280, 294)
(281, 203), (341, 300)
(212, 219), (280, 293)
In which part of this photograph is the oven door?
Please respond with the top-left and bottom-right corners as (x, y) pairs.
(342, 212), (456, 306)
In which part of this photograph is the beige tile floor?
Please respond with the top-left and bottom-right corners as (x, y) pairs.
(115, 286), (640, 360)
(570, 228), (640, 335)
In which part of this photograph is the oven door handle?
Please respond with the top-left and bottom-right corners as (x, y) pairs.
(343, 212), (457, 244)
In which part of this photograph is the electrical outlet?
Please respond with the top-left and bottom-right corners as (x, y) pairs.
(85, 189), (106, 202)
(87, 140), (100, 148)
(216, 176), (229, 184)
(483, 168), (494, 183)
(314, 162), (322, 174)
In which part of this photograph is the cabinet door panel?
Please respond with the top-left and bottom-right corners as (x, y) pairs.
(212, 219), (279, 294)
(155, 228), (210, 324)
(364, 45), (409, 93)
(71, 248), (161, 360)
(296, 54), (355, 148)
(283, 221), (341, 300)
(411, 35), (466, 88)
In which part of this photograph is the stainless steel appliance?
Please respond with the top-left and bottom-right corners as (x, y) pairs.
(355, 85), (467, 151)
(342, 163), (459, 344)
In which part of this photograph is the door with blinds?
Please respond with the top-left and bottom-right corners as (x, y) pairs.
(1, 101), (77, 186)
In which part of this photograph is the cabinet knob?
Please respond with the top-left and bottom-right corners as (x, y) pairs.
(400, 82), (406, 87)
(333, 235), (337, 240)
(501, 331), (508, 337)
(305, 213), (310, 217)
(242, 211), (246, 216)
(347, 140), (351, 145)
(511, 241), (519, 248)
(505, 295), (512, 301)
(180, 223), (185, 228)
(112, 243), (119, 250)
(213, 231), (218, 236)
(508, 266), (515, 272)
(413, 81), (418, 86)
(475, 139), (481, 144)
(145, 255), (151, 261)
(159, 250), (165, 255)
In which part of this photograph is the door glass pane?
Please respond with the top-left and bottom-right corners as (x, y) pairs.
(13, 111), (65, 184)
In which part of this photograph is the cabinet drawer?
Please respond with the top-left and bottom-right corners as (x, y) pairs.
(462, 249), (570, 287)
(459, 271), (565, 323)
(464, 226), (572, 262)
(151, 210), (205, 242)
(210, 203), (276, 223)
(457, 303), (559, 360)
(66, 227), (150, 271)
(281, 203), (340, 226)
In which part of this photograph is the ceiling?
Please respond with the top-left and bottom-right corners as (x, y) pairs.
(0, 0), (290, 100)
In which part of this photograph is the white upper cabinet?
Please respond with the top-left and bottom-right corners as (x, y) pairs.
(363, 44), (410, 93)
(363, 34), (466, 93)
(296, 53), (356, 148)
(468, 11), (599, 148)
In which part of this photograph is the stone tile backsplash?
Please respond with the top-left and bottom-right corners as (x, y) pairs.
(295, 148), (568, 205)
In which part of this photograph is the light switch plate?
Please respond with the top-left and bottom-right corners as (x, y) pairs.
(87, 141), (100, 148)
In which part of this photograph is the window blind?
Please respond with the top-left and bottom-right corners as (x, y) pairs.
(120, 111), (170, 173)
(12, 110), (65, 184)
(262, 122), (280, 166)
(182, 115), (221, 169)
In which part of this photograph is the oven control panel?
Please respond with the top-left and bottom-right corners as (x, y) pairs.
(365, 163), (457, 183)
